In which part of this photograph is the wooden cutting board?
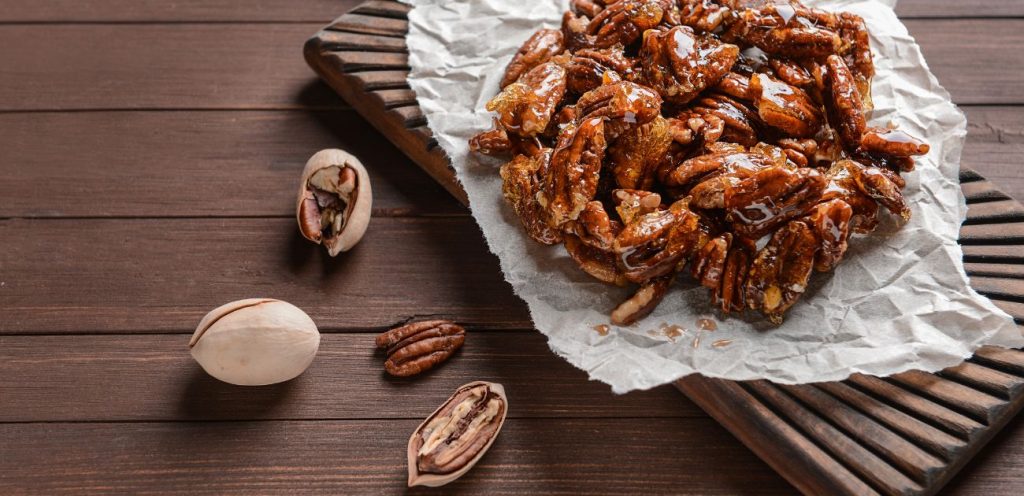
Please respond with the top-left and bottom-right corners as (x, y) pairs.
(304, 2), (1024, 494)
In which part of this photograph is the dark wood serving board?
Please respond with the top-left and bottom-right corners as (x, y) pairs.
(305, 2), (1024, 494)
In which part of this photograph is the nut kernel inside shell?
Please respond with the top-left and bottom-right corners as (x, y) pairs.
(297, 149), (373, 257)
(190, 298), (320, 386)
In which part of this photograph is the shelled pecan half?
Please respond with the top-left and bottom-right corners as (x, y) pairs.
(376, 320), (466, 377)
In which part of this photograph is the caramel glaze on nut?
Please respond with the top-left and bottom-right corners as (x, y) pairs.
(471, 0), (930, 325)
(377, 320), (466, 377)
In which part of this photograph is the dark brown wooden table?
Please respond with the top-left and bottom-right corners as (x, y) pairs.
(1, 1), (1022, 494)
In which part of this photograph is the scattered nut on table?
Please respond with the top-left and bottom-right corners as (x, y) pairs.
(376, 319), (466, 377)
(407, 381), (507, 487)
(297, 148), (373, 256)
(189, 298), (320, 386)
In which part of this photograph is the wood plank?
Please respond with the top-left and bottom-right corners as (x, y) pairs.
(896, 1), (1024, 18)
(903, 20), (1024, 105)
(0, 23), (343, 110)
(0, 332), (698, 422)
(944, 415), (1024, 496)
(962, 106), (1024, 202)
(0, 217), (532, 333)
(0, 0), (359, 22)
(0, 107), (1021, 218)
(0, 110), (464, 218)
(0, 418), (793, 495)
(0, 21), (1022, 111)
(0, 0), (1020, 22)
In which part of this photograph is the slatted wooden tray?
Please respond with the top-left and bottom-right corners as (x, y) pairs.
(304, 2), (1024, 494)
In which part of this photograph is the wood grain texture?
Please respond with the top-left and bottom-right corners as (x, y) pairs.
(0, 217), (531, 333)
(0, 110), (464, 218)
(0, 20), (1022, 111)
(0, 332), (699, 422)
(0, 418), (793, 495)
(1, 108), (1023, 218)
(301, 5), (1024, 496)
(0, 0), (1019, 22)
(0, 23), (342, 111)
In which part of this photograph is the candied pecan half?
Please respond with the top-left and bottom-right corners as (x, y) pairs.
(613, 200), (703, 282)
(501, 29), (566, 88)
(691, 233), (731, 289)
(487, 62), (567, 137)
(750, 73), (823, 139)
(664, 148), (775, 190)
(769, 58), (814, 88)
(821, 159), (881, 233)
(573, 0), (609, 18)
(692, 166), (826, 239)
(858, 128), (930, 158)
(500, 150), (563, 245)
(715, 238), (753, 313)
(566, 200), (621, 250)
(608, 115), (673, 190)
(689, 93), (761, 146)
(804, 198), (853, 272)
(587, 0), (666, 48)
(714, 72), (754, 102)
(611, 274), (675, 325)
(640, 26), (739, 105)
(613, 188), (663, 225)
(377, 320), (466, 377)
(539, 117), (608, 228)
(576, 81), (662, 139)
(564, 233), (629, 286)
(722, 4), (841, 59)
(776, 138), (818, 168)
(678, 0), (733, 32)
(470, 122), (544, 158)
(566, 46), (637, 95)
(744, 220), (818, 324)
(825, 54), (866, 149)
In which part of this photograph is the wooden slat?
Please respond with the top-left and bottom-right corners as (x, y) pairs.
(889, 371), (1007, 425)
(0, 332), (697, 422)
(0, 418), (793, 495)
(970, 276), (1024, 302)
(0, 110), (464, 218)
(973, 346), (1024, 376)
(964, 263), (1024, 280)
(0, 217), (532, 333)
(781, 384), (946, 486)
(846, 374), (985, 440)
(940, 362), (1024, 400)
(960, 223), (1024, 245)
(964, 200), (1024, 224)
(961, 182), (1011, 203)
(746, 380), (922, 495)
(962, 246), (1024, 264)
(814, 382), (966, 462)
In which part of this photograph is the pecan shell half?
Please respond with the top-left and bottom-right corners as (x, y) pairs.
(407, 381), (508, 487)
(376, 320), (465, 377)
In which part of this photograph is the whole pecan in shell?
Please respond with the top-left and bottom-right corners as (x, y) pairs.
(376, 320), (466, 377)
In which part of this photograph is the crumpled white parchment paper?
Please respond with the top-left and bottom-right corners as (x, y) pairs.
(403, 0), (1023, 393)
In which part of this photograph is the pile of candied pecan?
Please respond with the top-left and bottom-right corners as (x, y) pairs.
(470, 0), (930, 326)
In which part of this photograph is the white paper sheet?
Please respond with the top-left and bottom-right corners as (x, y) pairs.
(403, 0), (1024, 393)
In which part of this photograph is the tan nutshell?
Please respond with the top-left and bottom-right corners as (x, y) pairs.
(189, 298), (320, 386)
(296, 149), (373, 256)
(407, 382), (508, 488)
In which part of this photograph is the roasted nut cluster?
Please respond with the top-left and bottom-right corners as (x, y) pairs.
(471, 0), (930, 325)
